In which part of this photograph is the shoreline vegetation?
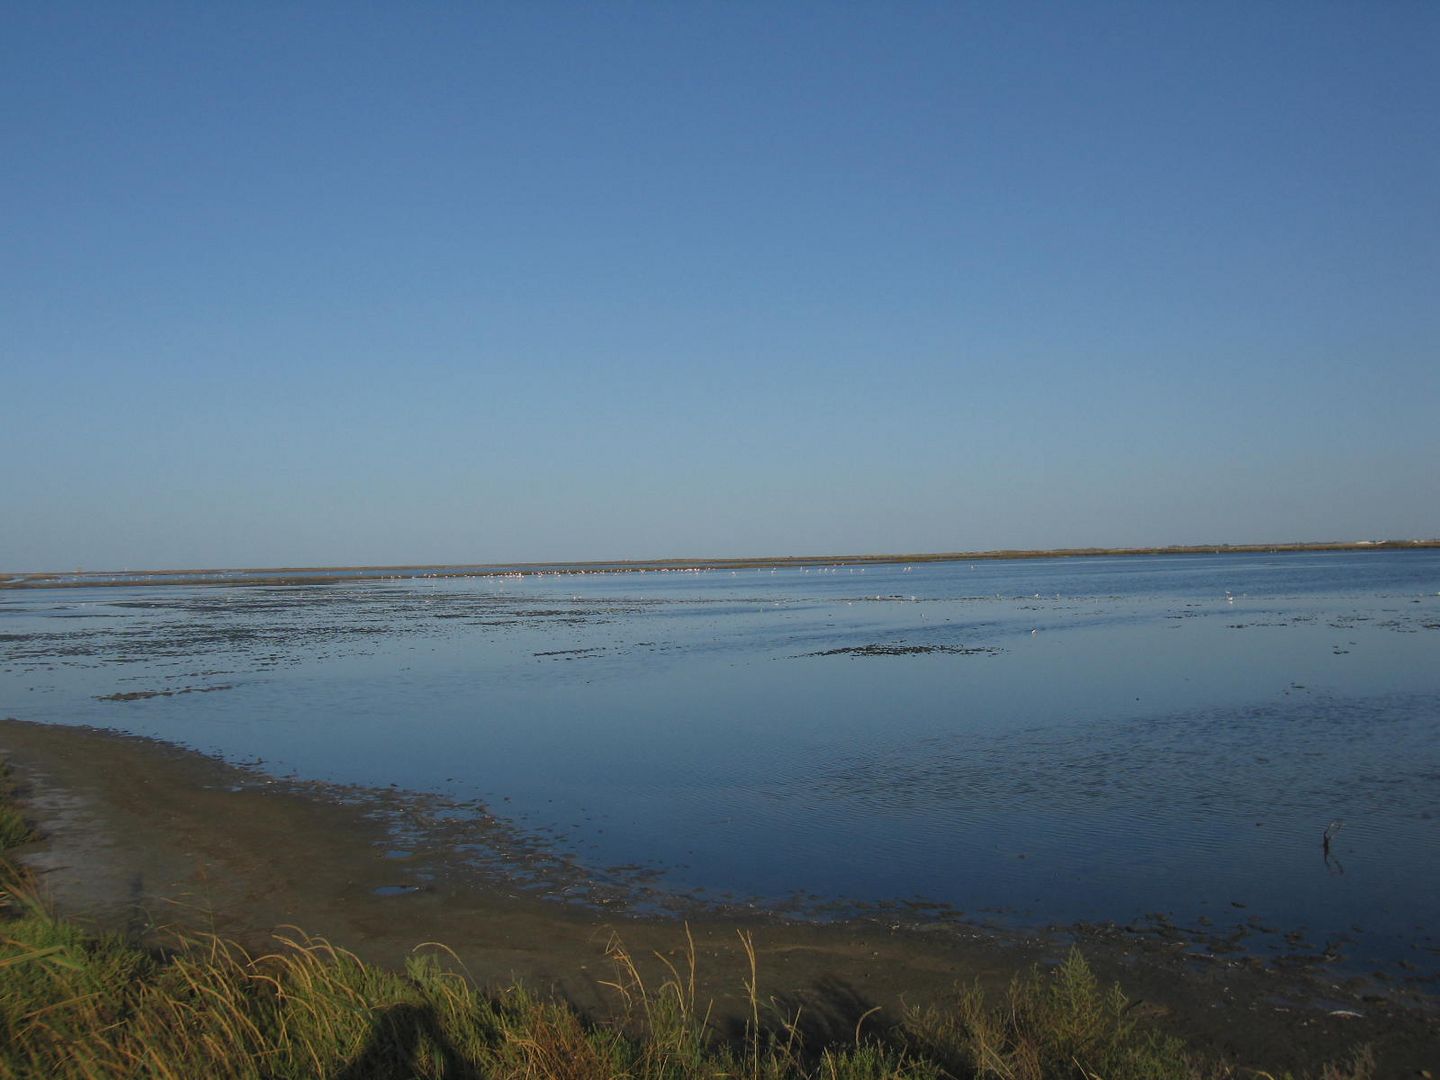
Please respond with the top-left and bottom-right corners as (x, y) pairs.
(4, 539), (1438, 589)
(0, 755), (1382, 1079)
(0, 722), (1431, 1078)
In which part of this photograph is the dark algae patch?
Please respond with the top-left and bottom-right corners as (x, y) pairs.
(800, 643), (1004, 657)
(95, 684), (234, 702)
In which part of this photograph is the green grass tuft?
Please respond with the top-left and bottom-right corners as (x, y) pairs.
(0, 762), (34, 852)
(903, 949), (1205, 1080)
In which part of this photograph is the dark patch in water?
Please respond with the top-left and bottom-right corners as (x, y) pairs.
(96, 684), (234, 702)
(800, 643), (1002, 657)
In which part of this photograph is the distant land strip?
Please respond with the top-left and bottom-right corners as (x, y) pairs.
(3, 539), (1437, 590)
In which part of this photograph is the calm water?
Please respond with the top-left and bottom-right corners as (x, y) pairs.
(3, 551), (1438, 978)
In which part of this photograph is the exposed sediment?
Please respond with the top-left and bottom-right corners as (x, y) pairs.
(1, 716), (1435, 1075)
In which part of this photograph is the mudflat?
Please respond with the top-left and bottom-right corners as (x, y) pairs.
(1, 717), (1434, 1074)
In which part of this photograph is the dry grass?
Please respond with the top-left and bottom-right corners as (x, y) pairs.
(0, 869), (927, 1079)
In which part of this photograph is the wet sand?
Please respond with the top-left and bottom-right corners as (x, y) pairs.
(1, 717), (1434, 1074)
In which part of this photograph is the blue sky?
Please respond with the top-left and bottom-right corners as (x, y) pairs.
(4, 3), (1437, 570)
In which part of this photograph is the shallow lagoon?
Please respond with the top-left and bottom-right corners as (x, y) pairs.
(3, 551), (1438, 980)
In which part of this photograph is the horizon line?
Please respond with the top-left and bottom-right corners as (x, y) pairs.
(5, 537), (1438, 585)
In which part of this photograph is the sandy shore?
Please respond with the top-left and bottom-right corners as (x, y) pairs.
(1, 716), (1435, 1074)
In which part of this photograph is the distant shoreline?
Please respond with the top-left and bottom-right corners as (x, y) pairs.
(3, 537), (1437, 589)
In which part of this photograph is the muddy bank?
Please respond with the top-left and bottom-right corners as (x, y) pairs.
(0, 718), (1434, 1074)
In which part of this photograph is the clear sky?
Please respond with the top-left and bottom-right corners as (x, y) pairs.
(4, 3), (1437, 571)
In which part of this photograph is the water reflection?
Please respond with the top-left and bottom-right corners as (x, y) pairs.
(2, 550), (1438, 979)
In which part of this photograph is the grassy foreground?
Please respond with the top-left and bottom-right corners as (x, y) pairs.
(0, 764), (1374, 1080)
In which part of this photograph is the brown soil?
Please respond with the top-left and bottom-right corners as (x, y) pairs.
(1, 718), (1435, 1074)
